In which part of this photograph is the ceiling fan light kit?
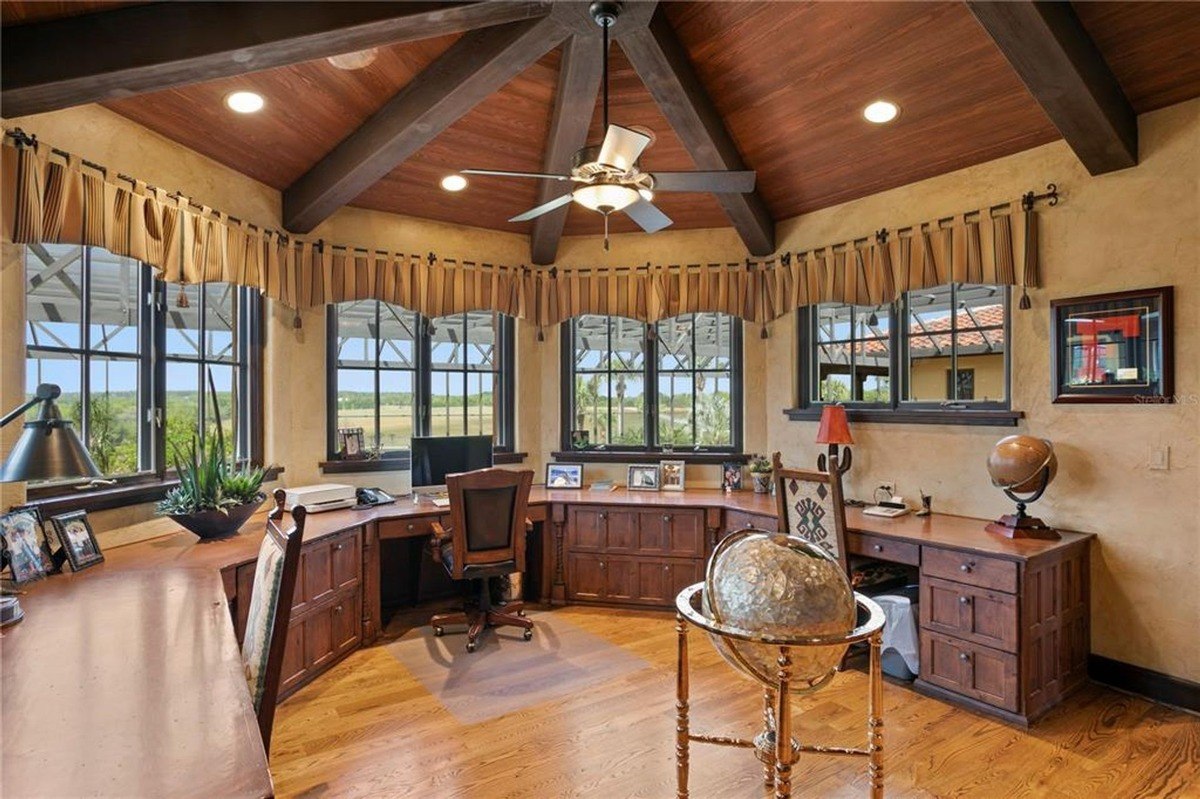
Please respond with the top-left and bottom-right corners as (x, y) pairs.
(457, 0), (757, 253)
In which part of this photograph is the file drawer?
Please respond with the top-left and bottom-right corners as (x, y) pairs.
(922, 546), (1018, 593)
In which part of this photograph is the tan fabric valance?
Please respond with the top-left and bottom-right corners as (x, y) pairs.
(2, 134), (1043, 326)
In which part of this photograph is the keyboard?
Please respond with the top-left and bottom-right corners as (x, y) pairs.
(430, 497), (451, 508)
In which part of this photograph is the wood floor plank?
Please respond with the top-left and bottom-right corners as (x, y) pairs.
(271, 606), (1200, 798)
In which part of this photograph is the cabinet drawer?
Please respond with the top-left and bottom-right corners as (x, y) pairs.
(848, 533), (920, 566)
(379, 516), (442, 540)
(922, 547), (1018, 593)
(921, 576), (1019, 653)
(921, 631), (1019, 712)
(725, 510), (778, 534)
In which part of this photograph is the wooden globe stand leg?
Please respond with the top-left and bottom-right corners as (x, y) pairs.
(868, 633), (884, 799)
(762, 689), (777, 787)
(675, 613), (690, 799)
(774, 648), (794, 798)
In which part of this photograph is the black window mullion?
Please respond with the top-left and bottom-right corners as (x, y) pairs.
(690, 319), (698, 444)
(79, 247), (92, 450)
(949, 283), (959, 401)
(645, 322), (657, 448)
(374, 302), (383, 450)
(418, 313), (432, 439)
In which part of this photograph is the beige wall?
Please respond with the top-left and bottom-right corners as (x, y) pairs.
(2, 100), (1197, 682)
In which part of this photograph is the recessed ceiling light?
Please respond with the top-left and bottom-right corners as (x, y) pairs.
(440, 174), (468, 192)
(225, 91), (264, 114)
(327, 48), (379, 70)
(863, 100), (899, 124)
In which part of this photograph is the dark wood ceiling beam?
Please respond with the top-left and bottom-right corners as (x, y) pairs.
(1, 1), (553, 117)
(283, 16), (567, 232)
(529, 35), (605, 265)
(616, 8), (774, 256)
(966, 1), (1137, 175)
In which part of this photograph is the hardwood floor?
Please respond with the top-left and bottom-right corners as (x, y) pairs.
(271, 606), (1200, 798)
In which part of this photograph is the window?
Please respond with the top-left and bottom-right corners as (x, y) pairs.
(564, 313), (741, 451)
(796, 283), (1009, 418)
(23, 244), (262, 483)
(327, 302), (514, 456)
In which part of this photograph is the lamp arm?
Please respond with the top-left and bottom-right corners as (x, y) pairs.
(0, 384), (61, 428)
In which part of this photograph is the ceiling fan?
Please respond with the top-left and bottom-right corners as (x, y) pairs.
(457, 1), (757, 249)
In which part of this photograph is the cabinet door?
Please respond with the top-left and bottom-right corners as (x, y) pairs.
(668, 559), (704, 599)
(605, 510), (640, 552)
(305, 604), (337, 673)
(636, 559), (673, 604)
(278, 620), (308, 696)
(331, 531), (361, 591)
(567, 553), (606, 601)
(604, 557), (638, 602)
(921, 631), (1019, 712)
(296, 539), (336, 613)
(567, 507), (607, 551)
(636, 511), (669, 553)
(666, 510), (705, 557)
(332, 590), (362, 656)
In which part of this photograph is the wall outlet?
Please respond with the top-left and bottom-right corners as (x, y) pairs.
(1149, 446), (1170, 471)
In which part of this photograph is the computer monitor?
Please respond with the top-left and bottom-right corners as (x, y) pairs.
(410, 435), (494, 491)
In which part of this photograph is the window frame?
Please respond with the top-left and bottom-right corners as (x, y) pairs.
(324, 303), (516, 460)
(22, 244), (264, 497)
(791, 284), (1018, 426)
(560, 314), (744, 454)
(803, 302), (896, 409)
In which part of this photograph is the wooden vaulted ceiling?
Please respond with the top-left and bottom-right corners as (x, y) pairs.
(3, 1), (1199, 263)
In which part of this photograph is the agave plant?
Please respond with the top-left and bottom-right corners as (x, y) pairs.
(157, 369), (264, 516)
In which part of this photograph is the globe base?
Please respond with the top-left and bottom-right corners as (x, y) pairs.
(986, 513), (1060, 540)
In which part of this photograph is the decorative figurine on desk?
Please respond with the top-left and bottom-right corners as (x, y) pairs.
(815, 404), (853, 475)
(916, 490), (933, 517)
(985, 435), (1060, 540)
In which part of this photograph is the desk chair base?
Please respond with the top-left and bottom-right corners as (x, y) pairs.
(430, 580), (534, 653)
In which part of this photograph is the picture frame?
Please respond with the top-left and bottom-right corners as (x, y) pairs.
(627, 464), (661, 491)
(546, 462), (584, 489)
(50, 511), (104, 572)
(660, 460), (685, 491)
(570, 429), (590, 449)
(338, 427), (366, 459)
(1050, 286), (1174, 404)
(721, 462), (743, 491)
(8, 504), (61, 573)
(0, 507), (49, 586)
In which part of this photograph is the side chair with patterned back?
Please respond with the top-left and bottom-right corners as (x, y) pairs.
(241, 487), (305, 756)
(430, 467), (535, 652)
(772, 451), (849, 575)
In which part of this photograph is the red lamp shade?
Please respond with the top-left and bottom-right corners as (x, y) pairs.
(815, 405), (853, 446)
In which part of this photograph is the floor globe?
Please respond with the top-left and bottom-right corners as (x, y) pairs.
(703, 529), (855, 692)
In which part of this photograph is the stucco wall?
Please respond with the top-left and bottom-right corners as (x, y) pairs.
(2, 100), (1197, 681)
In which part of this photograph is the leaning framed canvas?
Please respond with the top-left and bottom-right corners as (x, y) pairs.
(0, 508), (49, 586)
(627, 465), (660, 491)
(1050, 286), (1173, 404)
(50, 510), (105, 572)
(546, 462), (584, 489)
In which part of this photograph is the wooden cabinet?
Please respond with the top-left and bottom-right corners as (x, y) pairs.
(564, 505), (707, 607)
(921, 575), (1018, 653)
(921, 630), (1019, 713)
(724, 509), (778, 534)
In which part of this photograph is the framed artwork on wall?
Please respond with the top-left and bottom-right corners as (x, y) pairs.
(1050, 286), (1174, 404)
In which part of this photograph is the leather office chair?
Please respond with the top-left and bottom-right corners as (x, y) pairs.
(241, 488), (305, 756)
(429, 467), (535, 653)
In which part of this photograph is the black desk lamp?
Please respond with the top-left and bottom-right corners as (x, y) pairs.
(0, 383), (100, 483)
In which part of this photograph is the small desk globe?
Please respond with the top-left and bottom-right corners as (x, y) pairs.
(985, 435), (1060, 539)
(703, 529), (855, 692)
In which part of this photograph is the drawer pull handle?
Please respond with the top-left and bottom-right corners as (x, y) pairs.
(335, 605), (343, 614)
(407, 524), (415, 532)
(599, 561), (606, 569)
(664, 565), (670, 572)
(333, 543), (344, 552)
(959, 652), (971, 662)
(873, 544), (883, 552)
(662, 514), (671, 522)
(960, 562), (974, 573)
(959, 596), (972, 605)
(599, 513), (607, 521)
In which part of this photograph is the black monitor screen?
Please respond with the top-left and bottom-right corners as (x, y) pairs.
(410, 435), (494, 487)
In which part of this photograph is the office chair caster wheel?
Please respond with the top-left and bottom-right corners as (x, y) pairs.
(466, 641), (477, 653)
(523, 629), (533, 641)
(433, 626), (444, 637)
(517, 609), (526, 617)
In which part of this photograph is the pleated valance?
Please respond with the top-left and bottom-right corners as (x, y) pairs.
(2, 132), (1045, 327)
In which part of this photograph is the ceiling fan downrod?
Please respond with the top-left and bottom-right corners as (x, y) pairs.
(590, 1), (621, 132)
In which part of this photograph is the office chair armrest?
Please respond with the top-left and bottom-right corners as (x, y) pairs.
(525, 517), (534, 533)
(429, 521), (453, 564)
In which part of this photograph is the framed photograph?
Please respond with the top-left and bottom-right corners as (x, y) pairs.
(546, 462), (584, 489)
(1051, 286), (1173, 403)
(8, 504), (60, 573)
(338, 427), (366, 459)
(660, 460), (685, 491)
(627, 465), (661, 491)
(721, 462), (743, 491)
(0, 508), (49, 586)
(50, 511), (104, 572)
(570, 429), (590, 449)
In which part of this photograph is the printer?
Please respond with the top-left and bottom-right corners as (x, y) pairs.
(283, 483), (357, 513)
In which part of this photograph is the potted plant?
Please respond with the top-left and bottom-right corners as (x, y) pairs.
(748, 454), (773, 494)
(157, 371), (266, 540)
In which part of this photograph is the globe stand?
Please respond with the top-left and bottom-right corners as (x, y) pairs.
(674, 584), (886, 799)
(985, 469), (1060, 540)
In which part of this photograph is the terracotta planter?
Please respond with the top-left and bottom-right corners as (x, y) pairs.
(170, 494), (266, 541)
(750, 472), (772, 494)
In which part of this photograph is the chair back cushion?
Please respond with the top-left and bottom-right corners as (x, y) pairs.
(242, 532), (287, 711)
(463, 485), (519, 552)
(773, 454), (849, 574)
(445, 468), (533, 579)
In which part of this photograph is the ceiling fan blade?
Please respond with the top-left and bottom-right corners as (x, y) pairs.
(650, 171), (757, 193)
(597, 124), (652, 172)
(508, 193), (575, 223)
(624, 199), (672, 233)
(461, 168), (574, 181)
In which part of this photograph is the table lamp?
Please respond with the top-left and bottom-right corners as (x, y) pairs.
(815, 404), (853, 475)
(0, 383), (100, 483)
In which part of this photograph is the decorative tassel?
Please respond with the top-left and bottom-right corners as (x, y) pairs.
(175, 284), (189, 308)
(536, 327), (545, 342)
(292, 311), (302, 329)
(1019, 288), (1031, 310)
(760, 324), (768, 340)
